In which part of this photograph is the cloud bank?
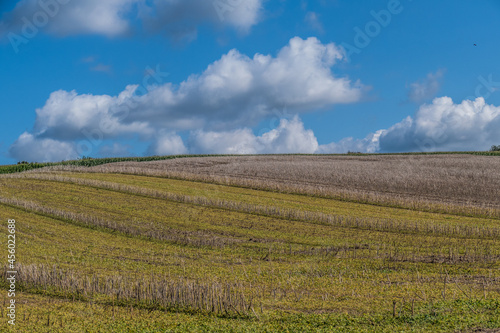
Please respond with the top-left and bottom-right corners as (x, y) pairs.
(9, 37), (364, 161)
(316, 96), (500, 154)
(32, 37), (361, 139)
(6, 20), (499, 163)
(189, 116), (319, 154)
(9, 96), (500, 162)
(140, 0), (263, 40)
(0, 0), (263, 40)
(378, 96), (500, 152)
(9, 132), (79, 162)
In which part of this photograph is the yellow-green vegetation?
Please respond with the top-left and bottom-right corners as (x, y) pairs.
(26, 171), (500, 228)
(0, 163), (499, 332)
(2, 292), (499, 333)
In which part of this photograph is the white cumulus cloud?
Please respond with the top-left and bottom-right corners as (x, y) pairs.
(318, 96), (500, 154)
(8, 132), (78, 162)
(148, 132), (188, 156)
(33, 88), (153, 141)
(36, 37), (361, 138)
(112, 36), (363, 131)
(9, 94), (500, 163)
(9, 37), (364, 162)
(317, 131), (384, 154)
(189, 116), (319, 154)
(379, 96), (500, 152)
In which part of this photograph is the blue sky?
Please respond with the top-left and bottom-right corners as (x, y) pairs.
(1, 0), (500, 164)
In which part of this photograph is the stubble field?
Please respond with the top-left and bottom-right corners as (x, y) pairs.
(0, 154), (499, 332)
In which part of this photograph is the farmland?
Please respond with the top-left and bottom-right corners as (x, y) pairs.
(0, 154), (499, 332)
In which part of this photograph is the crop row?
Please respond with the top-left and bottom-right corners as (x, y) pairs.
(37, 161), (500, 219)
(0, 264), (251, 316)
(6, 173), (500, 240)
(0, 196), (239, 248)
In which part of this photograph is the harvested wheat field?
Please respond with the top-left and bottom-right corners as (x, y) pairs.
(1, 154), (499, 332)
(45, 154), (500, 215)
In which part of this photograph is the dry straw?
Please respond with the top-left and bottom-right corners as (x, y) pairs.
(2, 173), (500, 240)
(1, 264), (251, 316)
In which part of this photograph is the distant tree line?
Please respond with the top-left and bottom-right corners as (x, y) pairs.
(491, 145), (500, 152)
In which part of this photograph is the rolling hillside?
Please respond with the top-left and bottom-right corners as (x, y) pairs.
(1, 155), (499, 332)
